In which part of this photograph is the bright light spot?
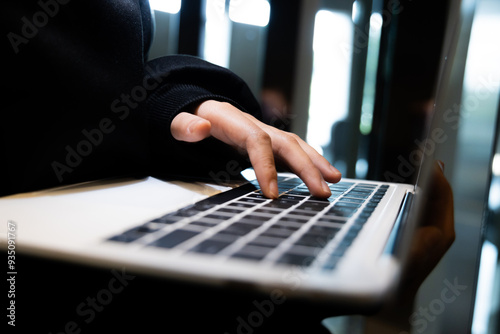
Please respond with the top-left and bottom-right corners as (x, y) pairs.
(493, 153), (500, 176)
(203, 0), (231, 68)
(240, 168), (257, 181)
(472, 241), (498, 334)
(229, 0), (270, 27)
(307, 10), (353, 149)
(149, 0), (181, 14)
(352, 1), (360, 23)
(356, 159), (368, 178)
(359, 12), (383, 135)
(370, 12), (383, 31)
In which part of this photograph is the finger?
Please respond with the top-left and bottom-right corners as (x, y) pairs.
(171, 112), (212, 142)
(195, 101), (279, 198)
(242, 113), (341, 183)
(271, 132), (332, 198)
(245, 131), (279, 199)
(241, 114), (337, 197)
(293, 134), (342, 183)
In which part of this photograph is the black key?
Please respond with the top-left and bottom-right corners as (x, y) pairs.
(231, 245), (273, 261)
(230, 202), (255, 209)
(248, 193), (268, 199)
(217, 207), (246, 214)
(239, 197), (266, 204)
(150, 230), (199, 248)
(309, 225), (341, 235)
(272, 221), (302, 231)
(260, 227), (294, 238)
(254, 207), (282, 215)
(264, 199), (298, 209)
(204, 213), (232, 221)
(188, 220), (219, 227)
(248, 235), (283, 247)
(189, 238), (232, 254)
(317, 217), (347, 224)
(276, 252), (316, 267)
(277, 216), (309, 224)
(288, 209), (317, 217)
(357, 211), (373, 219)
(294, 233), (333, 249)
(287, 190), (311, 196)
(176, 208), (202, 217)
(108, 225), (152, 243)
(218, 222), (259, 236)
(151, 214), (185, 224)
(334, 201), (361, 208)
(297, 201), (330, 211)
(239, 214), (271, 223)
(279, 194), (304, 201)
(322, 255), (341, 271)
(337, 198), (365, 204)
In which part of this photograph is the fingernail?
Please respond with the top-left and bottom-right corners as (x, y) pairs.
(269, 178), (279, 198)
(322, 181), (331, 195)
(330, 165), (342, 178)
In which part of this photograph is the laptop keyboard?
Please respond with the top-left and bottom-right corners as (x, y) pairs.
(108, 177), (388, 271)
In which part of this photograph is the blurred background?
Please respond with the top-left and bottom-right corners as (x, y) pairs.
(146, 0), (500, 332)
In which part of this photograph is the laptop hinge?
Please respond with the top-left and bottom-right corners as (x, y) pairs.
(383, 191), (415, 257)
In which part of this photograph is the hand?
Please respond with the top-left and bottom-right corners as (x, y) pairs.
(370, 161), (455, 331)
(401, 160), (455, 295)
(170, 100), (342, 198)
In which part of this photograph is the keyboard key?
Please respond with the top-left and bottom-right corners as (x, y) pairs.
(248, 235), (283, 247)
(276, 252), (316, 267)
(239, 197), (267, 204)
(287, 189), (311, 196)
(317, 217), (347, 224)
(264, 199), (299, 209)
(297, 201), (330, 211)
(189, 238), (233, 254)
(217, 207), (247, 214)
(287, 209), (317, 217)
(253, 207), (282, 215)
(188, 220), (219, 228)
(205, 212), (236, 221)
(150, 229), (199, 249)
(260, 227), (294, 239)
(218, 222), (259, 236)
(108, 225), (154, 243)
(276, 216), (309, 224)
(294, 233), (334, 249)
(322, 255), (341, 271)
(231, 245), (273, 261)
(151, 214), (185, 225)
(239, 214), (271, 223)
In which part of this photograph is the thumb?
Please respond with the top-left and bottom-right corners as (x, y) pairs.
(171, 112), (212, 142)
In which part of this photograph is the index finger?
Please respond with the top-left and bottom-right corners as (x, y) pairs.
(195, 101), (279, 198)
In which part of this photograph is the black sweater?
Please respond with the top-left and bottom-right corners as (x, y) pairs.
(1, 0), (261, 196)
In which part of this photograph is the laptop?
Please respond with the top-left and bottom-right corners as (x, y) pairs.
(0, 4), (459, 310)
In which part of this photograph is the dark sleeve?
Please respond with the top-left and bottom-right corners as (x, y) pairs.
(0, 0), (261, 196)
(143, 55), (262, 180)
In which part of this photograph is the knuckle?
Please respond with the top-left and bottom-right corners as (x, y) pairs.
(248, 129), (272, 146)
